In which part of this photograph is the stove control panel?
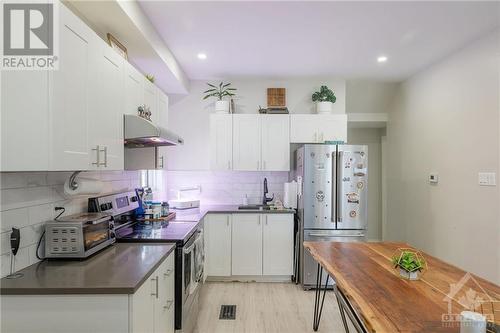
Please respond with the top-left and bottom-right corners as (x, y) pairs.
(88, 191), (139, 216)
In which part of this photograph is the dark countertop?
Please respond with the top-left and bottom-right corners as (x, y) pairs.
(117, 221), (199, 246)
(172, 205), (295, 222)
(0, 243), (175, 295)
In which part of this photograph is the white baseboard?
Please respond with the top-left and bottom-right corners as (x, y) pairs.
(206, 275), (292, 283)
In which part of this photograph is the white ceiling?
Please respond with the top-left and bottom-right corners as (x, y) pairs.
(139, 1), (499, 81)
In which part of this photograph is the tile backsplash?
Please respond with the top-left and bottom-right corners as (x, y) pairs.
(165, 171), (289, 205)
(0, 171), (142, 277)
(0, 170), (289, 277)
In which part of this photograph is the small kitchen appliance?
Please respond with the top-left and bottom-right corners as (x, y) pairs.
(44, 212), (115, 259)
(169, 186), (201, 210)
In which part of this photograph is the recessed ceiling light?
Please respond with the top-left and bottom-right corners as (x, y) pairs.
(377, 56), (388, 63)
(197, 53), (207, 60)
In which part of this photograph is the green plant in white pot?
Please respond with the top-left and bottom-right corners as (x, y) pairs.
(312, 85), (336, 114)
(203, 82), (237, 113)
(392, 249), (427, 280)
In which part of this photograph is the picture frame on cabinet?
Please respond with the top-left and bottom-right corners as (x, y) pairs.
(107, 33), (128, 60)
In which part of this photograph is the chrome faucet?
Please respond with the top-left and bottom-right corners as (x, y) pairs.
(262, 178), (274, 206)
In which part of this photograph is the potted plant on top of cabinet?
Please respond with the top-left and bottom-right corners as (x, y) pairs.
(203, 82), (237, 113)
(312, 85), (336, 114)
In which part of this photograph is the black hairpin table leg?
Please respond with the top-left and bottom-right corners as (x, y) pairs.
(334, 284), (350, 333)
(312, 263), (330, 331)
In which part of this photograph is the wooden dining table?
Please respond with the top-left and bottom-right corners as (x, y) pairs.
(303, 241), (500, 333)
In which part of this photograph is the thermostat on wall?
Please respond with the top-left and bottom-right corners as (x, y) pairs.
(429, 173), (439, 184)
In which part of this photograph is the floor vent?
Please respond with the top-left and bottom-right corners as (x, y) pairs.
(219, 305), (236, 320)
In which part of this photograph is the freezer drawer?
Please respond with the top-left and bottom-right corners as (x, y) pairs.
(301, 230), (365, 288)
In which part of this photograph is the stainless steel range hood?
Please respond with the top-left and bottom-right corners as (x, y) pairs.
(124, 114), (183, 148)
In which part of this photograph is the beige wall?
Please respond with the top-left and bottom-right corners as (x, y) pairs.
(386, 30), (500, 283)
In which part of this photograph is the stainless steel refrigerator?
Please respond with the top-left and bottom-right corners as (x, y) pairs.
(293, 144), (368, 288)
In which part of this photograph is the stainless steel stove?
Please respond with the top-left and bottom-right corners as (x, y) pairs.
(88, 190), (204, 333)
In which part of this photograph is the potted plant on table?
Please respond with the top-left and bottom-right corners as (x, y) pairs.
(312, 85), (336, 114)
(391, 248), (427, 281)
(203, 82), (237, 113)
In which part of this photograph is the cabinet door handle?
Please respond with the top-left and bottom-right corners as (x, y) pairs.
(164, 269), (173, 277)
(163, 300), (174, 310)
(314, 132), (318, 143)
(91, 145), (100, 166)
(99, 146), (107, 167)
(159, 156), (164, 169)
(320, 133), (324, 142)
(227, 160), (231, 170)
(263, 160), (266, 170)
(151, 276), (158, 298)
(257, 160), (260, 170)
(226, 215), (230, 226)
(265, 215), (268, 225)
(258, 216), (261, 225)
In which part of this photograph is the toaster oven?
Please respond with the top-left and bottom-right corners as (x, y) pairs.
(44, 212), (115, 258)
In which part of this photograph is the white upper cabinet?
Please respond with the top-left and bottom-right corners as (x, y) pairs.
(209, 114), (233, 171)
(232, 115), (261, 171)
(290, 114), (347, 143)
(1, 71), (50, 171)
(144, 79), (159, 126)
(262, 214), (294, 276)
(231, 214), (263, 276)
(231, 114), (290, 171)
(49, 4), (94, 170)
(320, 114), (348, 142)
(124, 62), (144, 116)
(261, 115), (290, 171)
(157, 90), (169, 170)
(1, 3), (173, 172)
(88, 40), (124, 170)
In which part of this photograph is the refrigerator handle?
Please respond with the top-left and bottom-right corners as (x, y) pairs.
(337, 151), (343, 223)
(331, 151), (336, 223)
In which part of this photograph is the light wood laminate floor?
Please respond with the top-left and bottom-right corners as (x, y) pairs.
(194, 282), (350, 333)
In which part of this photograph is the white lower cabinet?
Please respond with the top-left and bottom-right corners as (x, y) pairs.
(205, 214), (232, 276)
(263, 214), (294, 275)
(232, 214), (263, 275)
(205, 213), (294, 279)
(1, 252), (175, 333)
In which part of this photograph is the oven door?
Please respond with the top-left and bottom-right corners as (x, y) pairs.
(82, 220), (110, 251)
(183, 239), (194, 302)
(193, 229), (204, 285)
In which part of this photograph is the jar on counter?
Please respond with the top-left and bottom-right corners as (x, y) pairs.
(161, 202), (169, 217)
(151, 202), (162, 219)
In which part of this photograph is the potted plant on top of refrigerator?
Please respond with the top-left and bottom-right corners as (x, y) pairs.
(203, 82), (237, 113)
(312, 85), (336, 114)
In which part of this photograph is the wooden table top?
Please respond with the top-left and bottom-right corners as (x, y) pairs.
(303, 241), (500, 333)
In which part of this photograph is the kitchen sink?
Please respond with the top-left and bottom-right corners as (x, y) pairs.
(238, 205), (271, 210)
